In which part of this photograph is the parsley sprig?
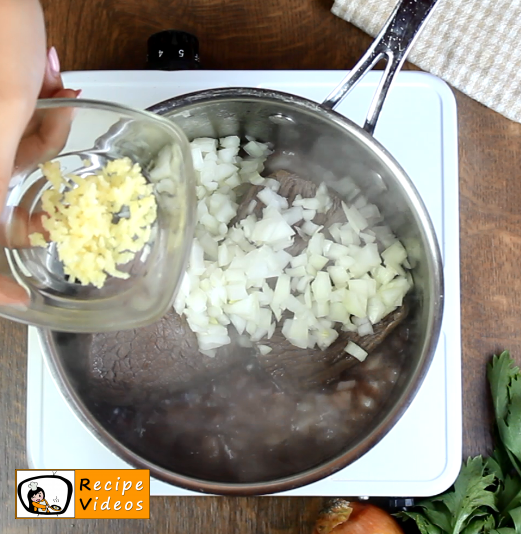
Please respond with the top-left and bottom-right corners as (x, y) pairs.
(397, 351), (521, 534)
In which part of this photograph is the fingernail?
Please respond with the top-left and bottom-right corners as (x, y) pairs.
(48, 46), (60, 77)
(73, 89), (82, 98)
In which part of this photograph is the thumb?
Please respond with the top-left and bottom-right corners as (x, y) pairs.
(0, 206), (49, 249)
(0, 99), (32, 210)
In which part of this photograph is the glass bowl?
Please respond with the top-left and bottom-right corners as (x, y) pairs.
(0, 98), (195, 332)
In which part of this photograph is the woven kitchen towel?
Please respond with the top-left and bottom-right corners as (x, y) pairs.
(331, 0), (521, 123)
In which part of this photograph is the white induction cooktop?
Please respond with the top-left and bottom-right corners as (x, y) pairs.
(27, 70), (461, 497)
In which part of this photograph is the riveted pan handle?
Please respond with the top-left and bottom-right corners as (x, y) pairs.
(322, 0), (440, 135)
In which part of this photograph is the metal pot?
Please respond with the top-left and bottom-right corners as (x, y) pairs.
(40, 0), (443, 495)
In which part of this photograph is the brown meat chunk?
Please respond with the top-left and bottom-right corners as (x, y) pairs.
(256, 304), (409, 391)
(86, 310), (247, 405)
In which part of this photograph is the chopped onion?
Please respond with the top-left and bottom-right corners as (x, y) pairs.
(218, 147), (239, 163)
(359, 231), (376, 244)
(348, 278), (377, 298)
(328, 266), (349, 288)
(286, 266), (307, 278)
(244, 140), (269, 158)
(176, 135), (412, 357)
(357, 323), (374, 337)
(382, 241), (408, 267)
(226, 283), (249, 302)
(329, 302), (349, 323)
(301, 220), (322, 236)
(308, 232), (325, 255)
(341, 202), (368, 234)
(282, 318), (309, 349)
(257, 187), (289, 211)
(293, 197), (321, 210)
(224, 293), (260, 321)
(219, 136), (241, 148)
(191, 137), (218, 153)
(302, 209), (317, 221)
(343, 290), (367, 318)
(271, 274), (291, 320)
(282, 206), (304, 226)
(290, 253), (308, 268)
(297, 275), (314, 293)
(308, 254), (329, 271)
(325, 243), (350, 261)
(251, 208), (295, 245)
(344, 341), (368, 361)
(311, 272), (332, 303)
(378, 277), (410, 307)
(315, 324), (339, 349)
(229, 313), (247, 335)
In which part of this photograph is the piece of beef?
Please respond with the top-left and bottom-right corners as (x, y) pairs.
(256, 304), (409, 391)
(85, 310), (249, 406)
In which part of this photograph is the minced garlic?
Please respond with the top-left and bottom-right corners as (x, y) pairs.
(29, 158), (157, 288)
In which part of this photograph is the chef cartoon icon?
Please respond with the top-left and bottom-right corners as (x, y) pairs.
(17, 473), (69, 517)
(27, 481), (51, 514)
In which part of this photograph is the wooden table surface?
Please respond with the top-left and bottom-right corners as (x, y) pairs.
(2, 0), (520, 531)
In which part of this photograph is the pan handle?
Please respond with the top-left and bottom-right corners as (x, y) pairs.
(322, 0), (440, 135)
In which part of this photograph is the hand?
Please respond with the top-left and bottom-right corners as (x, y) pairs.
(0, 0), (80, 306)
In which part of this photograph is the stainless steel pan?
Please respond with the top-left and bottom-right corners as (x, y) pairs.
(41, 0), (444, 495)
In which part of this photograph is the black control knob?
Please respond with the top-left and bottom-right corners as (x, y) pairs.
(147, 30), (201, 71)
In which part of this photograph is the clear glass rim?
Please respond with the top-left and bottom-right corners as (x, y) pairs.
(37, 97), (192, 149)
(0, 97), (197, 332)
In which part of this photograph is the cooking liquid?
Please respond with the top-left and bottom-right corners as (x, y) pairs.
(87, 323), (409, 484)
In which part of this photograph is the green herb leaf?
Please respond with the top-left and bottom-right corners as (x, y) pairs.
(497, 375), (521, 477)
(498, 475), (521, 517)
(490, 444), (511, 483)
(407, 457), (498, 534)
(487, 455), (506, 486)
(508, 506), (521, 533)
(487, 352), (521, 478)
(441, 457), (497, 534)
(396, 352), (521, 534)
(396, 511), (443, 534)
(461, 514), (495, 534)
(415, 501), (453, 533)
(488, 352), (518, 423)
